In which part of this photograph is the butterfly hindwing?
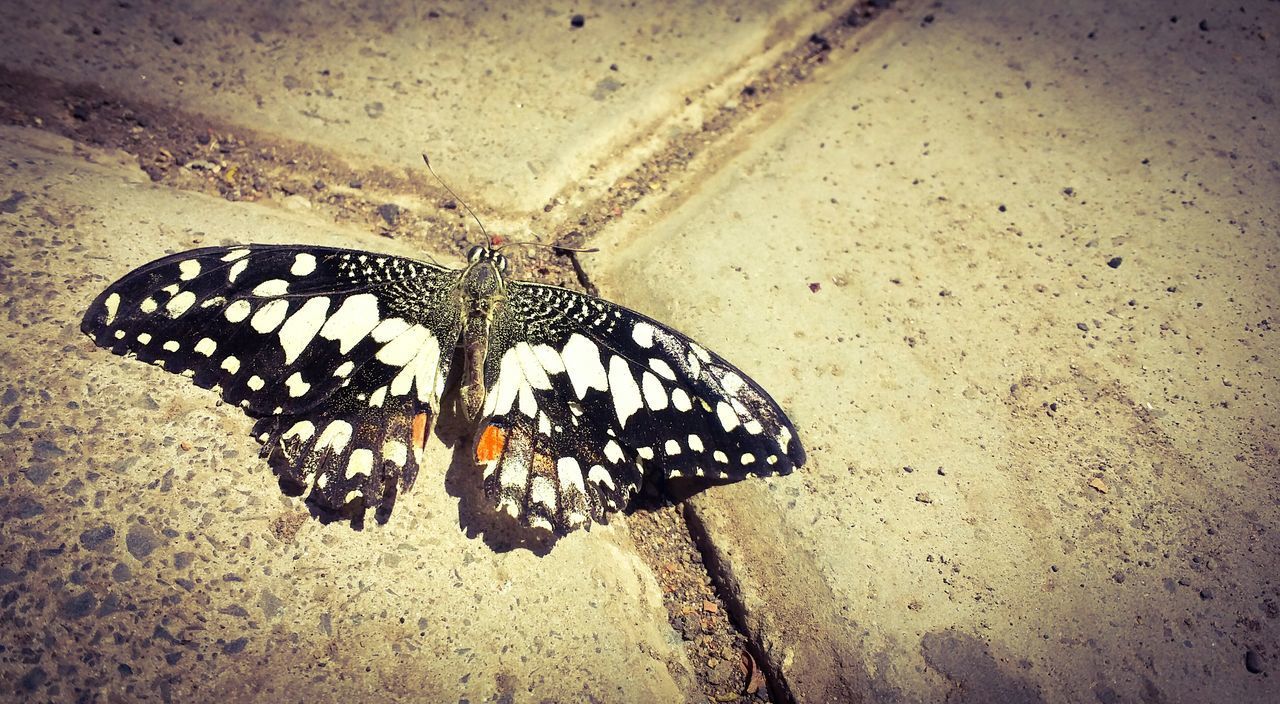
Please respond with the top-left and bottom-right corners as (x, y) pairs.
(473, 280), (804, 532)
(83, 245), (463, 513)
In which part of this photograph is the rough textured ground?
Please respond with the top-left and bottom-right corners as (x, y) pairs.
(1, 0), (1278, 702)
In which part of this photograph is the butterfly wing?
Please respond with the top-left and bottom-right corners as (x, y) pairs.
(473, 280), (804, 533)
(82, 245), (463, 512)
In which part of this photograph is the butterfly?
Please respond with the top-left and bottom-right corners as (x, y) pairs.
(81, 242), (804, 533)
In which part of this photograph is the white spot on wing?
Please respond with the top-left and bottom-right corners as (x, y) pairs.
(247, 375), (265, 391)
(383, 440), (407, 467)
(370, 317), (410, 343)
(664, 439), (681, 456)
(744, 419), (764, 435)
(632, 322), (656, 348)
(411, 333), (442, 403)
(641, 372), (667, 410)
(557, 457), (586, 494)
(136, 332), (152, 345)
(529, 476), (557, 511)
(166, 291), (196, 317)
(532, 344), (566, 374)
(637, 447), (654, 460)
(278, 297), (331, 364)
(499, 451), (528, 490)
(778, 425), (793, 453)
(514, 342), (552, 390)
(316, 420), (353, 451)
(333, 360), (355, 377)
(721, 371), (746, 394)
(250, 299), (289, 333)
(649, 358), (676, 381)
(104, 293), (120, 325)
(487, 348), (523, 417)
(714, 450), (729, 464)
(140, 297), (158, 314)
(228, 259), (248, 283)
(253, 279), (289, 297)
(671, 388), (692, 411)
(319, 293), (380, 353)
(376, 323), (430, 367)
(604, 439), (624, 464)
(562, 334), (608, 399)
(285, 372), (310, 397)
(608, 355), (643, 428)
(368, 386), (387, 407)
(284, 421), (315, 441)
(178, 259), (201, 280)
(162, 340), (180, 352)
(588, 464), (615, 490)
(220, 249), (249, 262)
(741, 453), (755, 465)
(687, 434), (704, 452)
(345, 449), (373, 478)
(716, 401), (740, 432)
(224, 299), (252, 323)
(221, 355), (240, 374)
(291, 252), (317, 276)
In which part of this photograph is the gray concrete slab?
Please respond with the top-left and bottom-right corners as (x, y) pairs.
(593, 0), (1280, 701)
(0, 0), (836, 215)
(0, 126), (696, 702)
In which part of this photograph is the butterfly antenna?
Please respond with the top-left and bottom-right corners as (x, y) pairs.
(422, 153), (491, 248)
(496, 240), (599, 255)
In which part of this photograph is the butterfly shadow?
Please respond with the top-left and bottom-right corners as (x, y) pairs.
(435, 398), (560, 557)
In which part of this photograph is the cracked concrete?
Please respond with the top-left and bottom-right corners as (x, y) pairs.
(2, 0), (1278, 702)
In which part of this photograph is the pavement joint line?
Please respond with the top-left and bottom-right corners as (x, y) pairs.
(681, 501), (796, 704)
(542, 0), (901, 250)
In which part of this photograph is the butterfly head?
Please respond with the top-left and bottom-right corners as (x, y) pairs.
(461, 246), (508, 302)
(466, 245), (508, 272)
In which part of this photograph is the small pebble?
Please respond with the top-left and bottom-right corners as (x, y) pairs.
(915, 492), (933, 504)
(1199, 588), (1215, 600)
(1245, 649), (1264, 674)
(1107, 256), (1123, 268)
(126, 524), (159, 560)
(1112, 572), (1125, 584)
(1076, 322), (1089, 332)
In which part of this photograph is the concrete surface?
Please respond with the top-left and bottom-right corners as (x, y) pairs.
(2, 0), (1278, 703)
(0, 0), (839, 214)
(595, 0), (1280, 702)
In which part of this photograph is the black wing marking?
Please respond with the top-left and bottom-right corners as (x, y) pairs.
(82, 245), (462, 512)
(473, 280), (804, 533)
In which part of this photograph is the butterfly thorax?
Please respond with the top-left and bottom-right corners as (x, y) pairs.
(457, 246), (509, 421)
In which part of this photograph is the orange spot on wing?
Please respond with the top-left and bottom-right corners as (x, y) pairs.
(411, 411), (432, 452)
(475, 424), (507, 463)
